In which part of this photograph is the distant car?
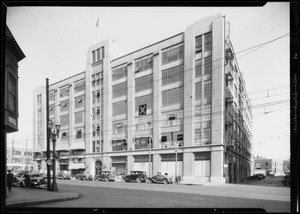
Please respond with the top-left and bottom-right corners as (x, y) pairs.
(255, 173), (266, 179)
(147, 172), (173, 184)
(19, 173), (47, 189)
(246, 174), (263, 180)
(76, 172), (93, 181)
(122, 171), (147, 183)
(57, 171), (71, 180)
(95, 171), (115, 182)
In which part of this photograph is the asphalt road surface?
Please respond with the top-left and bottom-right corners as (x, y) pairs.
(27, 177), (290, 212)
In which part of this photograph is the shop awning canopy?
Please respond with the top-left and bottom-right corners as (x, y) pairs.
(68, 163), (86, 170)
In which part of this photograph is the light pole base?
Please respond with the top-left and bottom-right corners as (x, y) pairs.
(52, 182), (58, 192)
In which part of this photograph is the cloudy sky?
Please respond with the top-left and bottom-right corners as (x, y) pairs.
(6, 3), (290, 160)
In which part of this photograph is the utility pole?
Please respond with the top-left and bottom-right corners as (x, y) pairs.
(25, 139), (28, 171)
(46, 78), (51, 191)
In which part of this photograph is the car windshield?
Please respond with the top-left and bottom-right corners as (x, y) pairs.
(130, 171), (137, 175)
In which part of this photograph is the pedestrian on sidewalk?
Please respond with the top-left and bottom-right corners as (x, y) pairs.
(7, 170), (14, 191)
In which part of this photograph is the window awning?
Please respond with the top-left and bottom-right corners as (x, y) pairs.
(68, 163), (86, 170)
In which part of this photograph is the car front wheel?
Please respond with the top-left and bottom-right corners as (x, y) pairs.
(105, 177), (109, 182)
(136, 178), (141, 183)
(162, 179), (168, 184)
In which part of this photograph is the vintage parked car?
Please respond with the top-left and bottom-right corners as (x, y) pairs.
(94, 171), (115, 182)
(57, 171), (71, 180)
(19, 173), (47, 189)
(255, 173), (266, 179)
(245, 174), (263, 180)
(147, 172), (173, 184)
(76, 172), (93, 181)
(121, 171), (147, 183)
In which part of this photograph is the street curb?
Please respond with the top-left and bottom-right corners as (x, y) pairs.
(6, 193), (80, 207)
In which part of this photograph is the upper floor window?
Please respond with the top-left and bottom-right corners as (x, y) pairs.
(195, 82), (202, 100)
(49, 104), (55, 115)
(204, 55), (212, 75)
(60, 114), (69, 127)
(37, 94), (42, 106)
(92, 46), (105, 63)
(112, 121), (127, 134)
(204, 32), (212, 51)
(75, 111), (84, 124)
(135, 75), (153, 93)
(112, 65), (127, 81)
(112, 100), (127, 116)
(135, 55), (153, 74)
(162, 87), (184, 107)
(113, 82), (127, 98)
(59, 86), (69, 97)
(49, 91), (55, 101)
(135, 94), (153, 115)
(162, 43), (184, 65)
(195, 35), (202, 52)
(112, 139), (127, 151)
(75, 95), (85, 108)
(195, 58), (202, 78)
(162, 64), (184, 86)
(60, 100), (69, 112)
(74, 81), (85, 93)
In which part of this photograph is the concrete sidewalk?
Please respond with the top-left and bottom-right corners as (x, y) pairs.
(5, 186), (80, 207)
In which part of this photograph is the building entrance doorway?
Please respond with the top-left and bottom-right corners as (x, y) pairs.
(95, 160), (102, 175)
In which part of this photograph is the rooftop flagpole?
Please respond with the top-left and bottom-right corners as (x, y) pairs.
(96, 13), (100, 42)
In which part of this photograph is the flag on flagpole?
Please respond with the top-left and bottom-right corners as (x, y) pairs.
(96, 14), (99, 28)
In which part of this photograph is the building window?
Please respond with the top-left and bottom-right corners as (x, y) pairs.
(75, 111), (84, 124)
(112, 139), (127, 151)
(112, 121), (127, 134)
(76, 129), (83, 139)
(74, 81), (85, 93)
(135, 94), (153, 115)
(60, 114), (69, 127)
(195, 58), (202, 78)
(49, 91), (55, 101)
(162, 87), (184, 107)
(135, 75), (153, 93)
(59, 87), (69, 97)
(195, 35), (202, 52)
(203, 128), (211, 144)
(61, 131), (69, 140)
(75, 95), (85, 108)
(195, 128), (201, 140)
(162, 43), (184, 65)
(112, 100), (127, 116)
(60, 100), (69, 112)
(203, 80), (211, 104)
(135, 55), (153, 73)
(113, 82), (127, 98)
(37, 94), (42, 106)
(92, 46), (105, 63)
(162, 64), (184, 86)
(49, 104), (55, 116)
(233, 121), (237, 132)
(195, 82), (202, 100)
(204, 55), (212, 75)
(112, 65), (127, 81)
(134, 137), (152, 150)
(204, 32), (212, 51)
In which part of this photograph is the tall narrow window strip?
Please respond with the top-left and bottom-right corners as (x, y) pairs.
(204, 56), (212, 75)
(195, 59), (202, 78)
(204, 32), (212, 51)
(195, 82), (202, 100)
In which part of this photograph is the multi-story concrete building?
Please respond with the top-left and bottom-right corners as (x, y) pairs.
(7, 147), (34, 172)
(254, 156), (284, 176)
(32, 14), (253, 184)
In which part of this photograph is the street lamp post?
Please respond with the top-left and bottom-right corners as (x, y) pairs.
(148, 121), (152, 177)
(48, 120), (61, 192)
(174, 141), (178, 183)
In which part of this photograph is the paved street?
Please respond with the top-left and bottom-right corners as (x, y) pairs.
(27, 177), (290, 212)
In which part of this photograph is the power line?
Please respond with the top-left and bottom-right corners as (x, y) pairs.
(20, 33), (290, 120)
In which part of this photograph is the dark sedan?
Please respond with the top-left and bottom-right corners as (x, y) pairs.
(19, 173), (47, 189)
(95, 171), (115, 182)
(147, 172), (173, 184)
(122, 171), (147, 183)
(76, 172), (93, 181)
(245, 174), (263, 180)
(57, 171), (71, 180)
